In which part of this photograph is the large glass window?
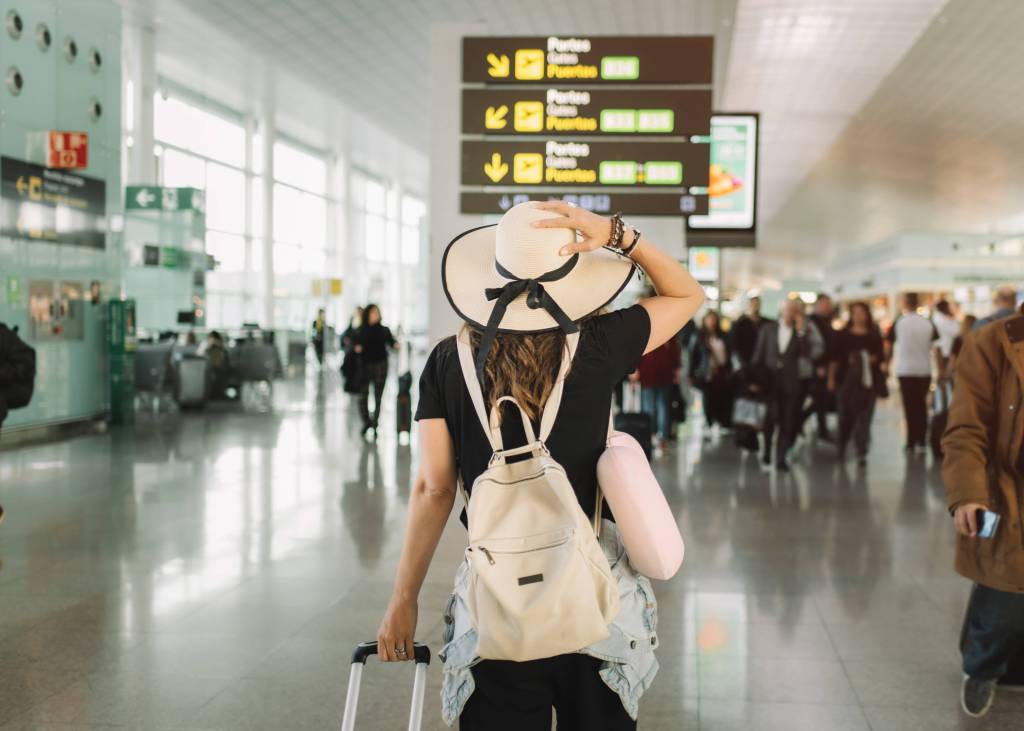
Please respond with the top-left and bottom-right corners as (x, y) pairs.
(350, 172), (428, 335)
(154, 94), (245, 167)
(154, 91), (249, 329)
(270, 140), (333, 328)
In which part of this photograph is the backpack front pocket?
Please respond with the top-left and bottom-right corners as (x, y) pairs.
(468, 527), (611, 661)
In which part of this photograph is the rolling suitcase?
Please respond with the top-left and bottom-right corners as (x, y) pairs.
(176, 355), (208, 408)
(614, 383), (653, 459)
(930, 380), (953, 460)
(340, 641), (431, 731)
(396, 342), (413, 435)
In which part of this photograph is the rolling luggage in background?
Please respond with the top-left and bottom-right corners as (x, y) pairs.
(340, 641), (431, 731)
(930, 380), (954, 460)
(176, 355), (208, 408)
(614, 382), (653, 459)
(396, 342), (413, 435)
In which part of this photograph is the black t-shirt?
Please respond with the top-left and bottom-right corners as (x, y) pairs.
(355, 324), (395, 363)
(415, 305), (652, 527)
(834, 329), (884, 389)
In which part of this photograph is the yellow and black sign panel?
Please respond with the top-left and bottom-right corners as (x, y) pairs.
(461, 140), (710, 189)
(462, 36), (713, 85)
(462, 88), (712, 137)
(1, 155), (106, 248)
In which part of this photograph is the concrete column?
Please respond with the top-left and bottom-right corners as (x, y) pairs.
(428, 22), (485, 345)
(260, 78), (275, 328)
(126, 24), (156, 184)
(340, 116), (361, 326)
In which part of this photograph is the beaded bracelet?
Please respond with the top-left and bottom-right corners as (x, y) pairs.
(607, 212), (625, 249)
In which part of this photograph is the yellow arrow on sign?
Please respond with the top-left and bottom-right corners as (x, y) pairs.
(484, 152), (508, 183)
(485, 105), (508, 129)
(15, 176), (27, 195)
(487, 53), (510, 78)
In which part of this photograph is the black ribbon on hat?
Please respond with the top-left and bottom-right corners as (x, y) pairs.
(475, 254), (580, 383)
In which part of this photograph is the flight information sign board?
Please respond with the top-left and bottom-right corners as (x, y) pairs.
(463, 36), (713, 85)
(688, 114), (759, 234)
(462, 88), (711, 137)
(460, 191), (708, 217)
(462, 140), (709, 188)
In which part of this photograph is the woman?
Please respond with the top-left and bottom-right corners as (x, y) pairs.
(828, 302), (885, 465)
(376, 201), (703, 729)
(340, 306), (364, 394)
(311, 308), (327, 366)
(353, 303), (396, 436)
(688, 310), (734, 432)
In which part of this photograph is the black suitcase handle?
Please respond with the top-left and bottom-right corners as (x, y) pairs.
(351, 641), (431, 666)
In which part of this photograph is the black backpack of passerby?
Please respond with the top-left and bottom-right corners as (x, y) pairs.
(0, 323), (37, 422)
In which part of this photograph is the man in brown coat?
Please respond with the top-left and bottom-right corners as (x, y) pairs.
(943, 307), (1024, 718)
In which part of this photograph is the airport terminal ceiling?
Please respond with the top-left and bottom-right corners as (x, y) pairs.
(118, 0), (1024, 289)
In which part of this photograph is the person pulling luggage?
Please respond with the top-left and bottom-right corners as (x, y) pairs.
(375, 201), (704, 729)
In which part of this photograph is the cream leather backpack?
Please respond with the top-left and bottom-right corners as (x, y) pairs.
(456, 329), (619, 662)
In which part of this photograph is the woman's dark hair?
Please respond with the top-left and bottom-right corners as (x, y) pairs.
(701, 310), (722, 337)
(364, 303), (381, 323)
(467, 317), (593, 424)
(935, 299), (953, 317)
(844, 301), (874, 331)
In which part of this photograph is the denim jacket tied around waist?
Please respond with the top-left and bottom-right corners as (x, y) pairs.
(438, 519), (660, 726)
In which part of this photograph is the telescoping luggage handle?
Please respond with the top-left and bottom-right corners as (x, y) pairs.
(340, 641), (431, 731)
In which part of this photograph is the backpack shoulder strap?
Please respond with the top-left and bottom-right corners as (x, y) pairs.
(456, 329), (502, 451)
(538, 332), (579, 441)
(457, 329), (581, 449)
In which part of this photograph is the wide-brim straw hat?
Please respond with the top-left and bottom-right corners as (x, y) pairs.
(442, 201), (635, 334)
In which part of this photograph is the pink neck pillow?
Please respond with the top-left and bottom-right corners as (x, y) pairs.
(597, 430), (684, 580)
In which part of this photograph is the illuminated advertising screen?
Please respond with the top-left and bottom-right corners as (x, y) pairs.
(688, 114), (759, 238)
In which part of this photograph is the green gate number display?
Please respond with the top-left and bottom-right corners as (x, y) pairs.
(599, 161), (638, 185)
(600, 56), (640, 80)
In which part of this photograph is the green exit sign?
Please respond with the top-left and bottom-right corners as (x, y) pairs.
(601, 56), (640, 80)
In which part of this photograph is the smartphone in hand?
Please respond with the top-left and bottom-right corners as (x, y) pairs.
(976, 509), (1001, 539)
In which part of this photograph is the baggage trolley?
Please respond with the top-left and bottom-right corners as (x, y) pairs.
(340, 641), (431, 731)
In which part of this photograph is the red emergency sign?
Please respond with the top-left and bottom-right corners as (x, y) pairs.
(47, 131), (89, 169)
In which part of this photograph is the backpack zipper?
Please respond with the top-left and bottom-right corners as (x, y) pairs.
(475, 534), (572, 566)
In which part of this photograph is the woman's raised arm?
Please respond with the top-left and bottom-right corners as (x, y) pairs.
(533, 201), (705, 354)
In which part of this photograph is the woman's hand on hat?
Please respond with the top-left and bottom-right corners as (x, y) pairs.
(531, 201), (614, 256)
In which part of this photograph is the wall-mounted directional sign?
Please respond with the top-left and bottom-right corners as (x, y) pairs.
(463, 36), (713, 85)
(462, 88), (711, 137)
(461, 191), (708, 217)
(0, 156), (106, 248)
(125, 185), (205, 213)
(462, 140), (709, 188)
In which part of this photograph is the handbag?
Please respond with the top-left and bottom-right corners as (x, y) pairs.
(597, 411), (684, 581)
(670, 384), (688, 424)
(732, 396), (767, 431)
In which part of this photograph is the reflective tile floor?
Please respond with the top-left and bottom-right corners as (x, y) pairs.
(2, 369), (1023, 730)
